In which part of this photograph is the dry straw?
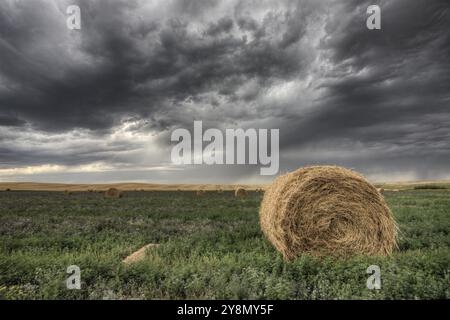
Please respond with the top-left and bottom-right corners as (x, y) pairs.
(105, 187), (122, 199)
(122, 243), (160, 264)
(259, 165), (397, 260)
(235, 187), (247, 198)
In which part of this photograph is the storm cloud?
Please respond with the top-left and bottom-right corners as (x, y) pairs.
(0, 0), (449, 183)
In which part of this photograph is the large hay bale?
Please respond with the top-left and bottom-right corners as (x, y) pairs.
(235, 187), (247, 198)
(259, 166), (397, 260)
(105, 187), (122, 199)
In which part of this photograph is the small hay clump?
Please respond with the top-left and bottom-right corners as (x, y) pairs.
(122, 243), (160, 264)
(235, 187), (247, 198)
(105, 187), (122, 199)
(259, 165), (397, 260)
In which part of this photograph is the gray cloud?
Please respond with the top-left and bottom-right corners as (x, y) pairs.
(0, 0), (449, 183)
(0, 0), (312, 132)
(281, 0), (450, 158)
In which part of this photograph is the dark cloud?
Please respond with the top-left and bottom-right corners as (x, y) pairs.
(205, 17), (234, 36)
(0, 0), (449, 182)
(0, 0), (310, 132)
(282, 0), (450, 149)
(0, 114), (25, 127)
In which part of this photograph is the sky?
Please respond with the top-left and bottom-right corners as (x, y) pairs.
(0, 0), (449, 184)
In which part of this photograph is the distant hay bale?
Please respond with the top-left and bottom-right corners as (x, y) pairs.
(105, 187), (122, 199)
(377, 188), (385, 193)
(259, 165), (397, 260)
(196, 190), (205, 196)
(235, 187), (247, 198)
(122, 243), (160, 264)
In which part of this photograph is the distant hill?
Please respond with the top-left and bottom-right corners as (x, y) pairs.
(0, 182), (269, 191)
(1, 180), (450, 191)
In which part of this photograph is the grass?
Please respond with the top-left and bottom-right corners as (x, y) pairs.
(414, 185), (448, 190)
(0, 190), (449, 300)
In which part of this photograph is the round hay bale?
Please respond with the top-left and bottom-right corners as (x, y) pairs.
(196, 190), (205, 196)
(235, 187), (247, 198)
(377, 188), (385, 193)
(105, 187), (122, 199)
(259, 165), (397, 260)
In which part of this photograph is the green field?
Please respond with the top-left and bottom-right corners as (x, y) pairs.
(0, 190), (449, 299)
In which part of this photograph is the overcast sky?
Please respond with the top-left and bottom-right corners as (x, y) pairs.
(0, 0), (449, 184)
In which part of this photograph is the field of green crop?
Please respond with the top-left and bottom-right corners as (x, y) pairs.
(0, 190), (449, 299)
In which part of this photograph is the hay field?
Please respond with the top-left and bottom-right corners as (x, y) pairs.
(0, 182), (267, 192)
(0, 187), (449, 299)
